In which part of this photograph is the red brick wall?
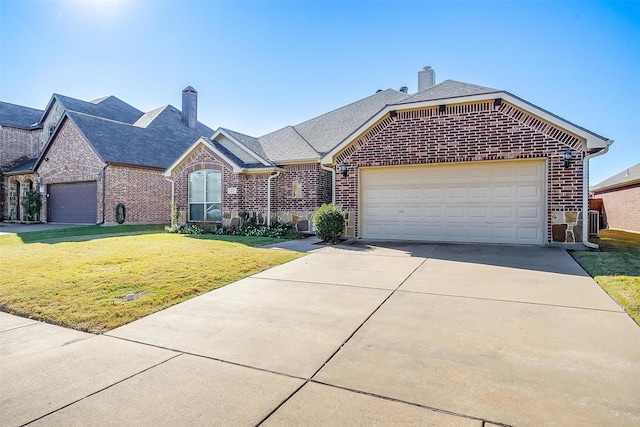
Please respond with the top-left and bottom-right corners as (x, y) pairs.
(170, 144), (243, 222)
(596, 184), (640, 233)
(170, 144), (331, 228)
(272, 163), (331, 211)
(37, 118), (105, 223)
(334, 100), (586, 243)
(104, 165), (170, 224)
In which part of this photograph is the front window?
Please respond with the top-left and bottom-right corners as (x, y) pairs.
(189, 170), (221, 222)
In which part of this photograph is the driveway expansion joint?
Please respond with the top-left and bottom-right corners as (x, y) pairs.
(308, 379), (514, 427)
(20, 353), (183, 427)
(395, 289), (627, 313)
(0, 321), (40, 334)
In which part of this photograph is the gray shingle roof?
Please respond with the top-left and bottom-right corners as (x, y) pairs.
(52, 94), (144, 124)
(258, 126), (319, 163)
(67, 105), (213, 169)
(591, 162), (640, 192)
(291, 89), (409, 154)
(395, 80), (501, 104)
(219, 128), (271, 164)
(207, 139), (267, 170)
(3, 158), (37, 174)
(0, 102), (43, 129)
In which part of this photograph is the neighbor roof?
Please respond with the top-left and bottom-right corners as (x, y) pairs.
(591, 162), (640, 192)
(43, 94), (144, 125)
(0, 102), (43, 129)
(3, 158), (37, 175)
(39, 105), (213, 170)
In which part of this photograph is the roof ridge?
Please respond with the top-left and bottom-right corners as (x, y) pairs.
(67, 110), (138, 127)
(289, 88), (408, 133)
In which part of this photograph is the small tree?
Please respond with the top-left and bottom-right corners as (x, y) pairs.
(21, 190), (42, 221)
(313, 203), (345, 244)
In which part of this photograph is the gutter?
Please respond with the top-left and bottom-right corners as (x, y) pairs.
(582, 140), (614, 249)
(320, 163), (336, 204)
(267, 171), (281, 227)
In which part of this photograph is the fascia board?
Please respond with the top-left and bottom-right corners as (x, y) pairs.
(216, 128), (272, 166)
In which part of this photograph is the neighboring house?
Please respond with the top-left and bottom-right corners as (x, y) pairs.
(591, 163), (640, 233)
(166, 67), (612, 246)
(0, 87), (211, 224)
(0, 102), (44, 221)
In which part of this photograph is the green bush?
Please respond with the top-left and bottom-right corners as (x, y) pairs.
(21, 190), (42, 221)
(313, 203), (345, 244)
(166, 221), (303, 239)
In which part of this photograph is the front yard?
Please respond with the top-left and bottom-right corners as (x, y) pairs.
(0, 225), (303, 333)
(571, 229), (640, 325)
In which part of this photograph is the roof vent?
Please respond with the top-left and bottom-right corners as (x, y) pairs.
(399, 86), (408, 93)
(182, 86), (197, 129)
(418, 66), (436, 91)
(376, 89), (383, 93)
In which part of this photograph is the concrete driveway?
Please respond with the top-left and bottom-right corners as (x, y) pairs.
(1, 242), (639, 426)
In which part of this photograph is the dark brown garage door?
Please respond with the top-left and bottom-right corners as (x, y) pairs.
(48, 182), (97, 223)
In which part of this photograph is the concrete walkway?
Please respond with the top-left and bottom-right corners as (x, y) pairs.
(1, 243), (639, 426)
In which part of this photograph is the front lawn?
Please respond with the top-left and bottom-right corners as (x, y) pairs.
(571, 229), (640, 325)
(0, 226), (303, 333)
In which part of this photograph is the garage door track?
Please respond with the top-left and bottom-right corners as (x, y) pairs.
(2, 243), (639, 426)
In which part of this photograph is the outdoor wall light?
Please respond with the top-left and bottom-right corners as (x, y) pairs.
(563, 148), (572, 169)
(339, 162), (348, 178)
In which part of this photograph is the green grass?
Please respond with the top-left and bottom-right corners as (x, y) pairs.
(571, 229), (640, 325)
(0, 226), (303, 333)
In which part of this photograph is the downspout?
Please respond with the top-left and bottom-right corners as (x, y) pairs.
(582, 141), (613, 249)
(320, 163), (336, 204)
(267, 171), (281, 227)
(98, 164), (107, 225)
(166, 176), (175, 227)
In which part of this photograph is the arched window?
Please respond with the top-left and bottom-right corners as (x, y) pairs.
(48, 125), (56, 139)
(188, 170), (221, 222)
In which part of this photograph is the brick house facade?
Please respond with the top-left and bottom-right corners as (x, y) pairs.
(166, 74), (610, 246)
(331, 100), (588, 244)
(0, 103), (44, 221)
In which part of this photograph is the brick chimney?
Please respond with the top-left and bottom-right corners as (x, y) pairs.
(418, 66), (435, 91)
(182, 86), (197, 129)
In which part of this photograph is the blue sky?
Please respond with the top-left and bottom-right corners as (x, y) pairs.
(1, 0), (638, 185)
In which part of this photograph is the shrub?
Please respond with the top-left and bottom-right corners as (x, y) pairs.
(313, 203), (345, 244)
(165, 221), (303, 239)
(21, 190), (42, 221)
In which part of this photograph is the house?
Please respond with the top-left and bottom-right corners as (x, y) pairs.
(0, 87), (211, 224)
(166, 67), (612, 246)
(0, 102), (44, 221)
(590, 163), (640, 233)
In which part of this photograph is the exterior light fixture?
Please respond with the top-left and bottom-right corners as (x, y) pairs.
(339, 162), (348, 178)
(563, 148), (572, 169)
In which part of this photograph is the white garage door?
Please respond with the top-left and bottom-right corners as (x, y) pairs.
(361, 160), (546, 244)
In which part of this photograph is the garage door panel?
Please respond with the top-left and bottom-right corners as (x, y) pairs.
(361, 160), (545, 244)
(48, 182), (97, 224)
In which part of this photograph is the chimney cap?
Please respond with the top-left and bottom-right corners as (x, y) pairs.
(182, 86), (197, 93)
(399, 86), (408, 93)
